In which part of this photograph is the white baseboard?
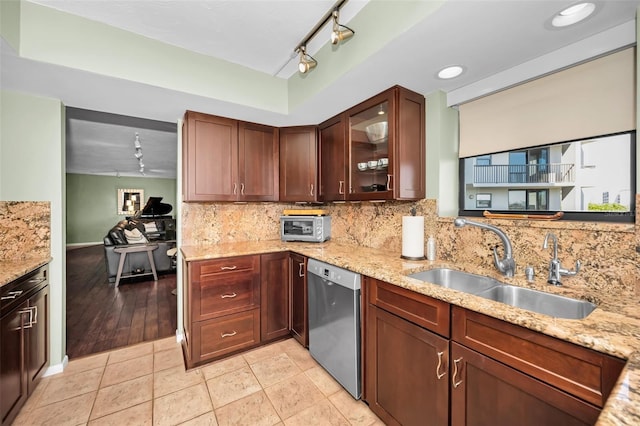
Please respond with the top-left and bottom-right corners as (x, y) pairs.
(66, 242), (102, 250)
(43, 355), (69, 377)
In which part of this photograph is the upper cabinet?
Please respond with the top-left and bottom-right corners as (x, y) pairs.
(319, 86), (425, 202)
(183, 111), (279, 202)
(279, 127), (318, 203)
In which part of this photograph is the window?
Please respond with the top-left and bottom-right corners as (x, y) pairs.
(459, 131), (636, 222)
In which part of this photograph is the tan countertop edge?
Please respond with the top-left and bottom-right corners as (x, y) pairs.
(181, 240), (640, 426)
(0, 256), (52, 288)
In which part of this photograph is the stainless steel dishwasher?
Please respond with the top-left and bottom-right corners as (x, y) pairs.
(307, 258), (361, 399)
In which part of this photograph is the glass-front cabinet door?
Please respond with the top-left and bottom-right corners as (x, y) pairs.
(348, 92), (396, 200)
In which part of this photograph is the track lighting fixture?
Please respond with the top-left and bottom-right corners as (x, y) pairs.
(288, 0), (354, 75)
(330, 9), (354, 45)
(298, 46), (317, 74)
(133, 132), (144, 174)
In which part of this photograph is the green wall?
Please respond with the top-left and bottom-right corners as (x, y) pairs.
(66, 174), (177, 244)
(1, 89), (67, 370)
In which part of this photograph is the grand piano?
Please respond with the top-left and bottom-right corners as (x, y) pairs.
(131, 197), (175, 240)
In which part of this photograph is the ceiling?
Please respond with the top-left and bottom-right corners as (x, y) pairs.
(2, 0), (639, 179)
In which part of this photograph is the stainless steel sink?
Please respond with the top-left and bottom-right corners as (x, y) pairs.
(408, 268), (502, 294)
(408, 268), (596, 319)
(475, 285), (596, 320)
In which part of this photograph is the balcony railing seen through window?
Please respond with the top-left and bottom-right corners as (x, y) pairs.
(474, 163), (575, 184)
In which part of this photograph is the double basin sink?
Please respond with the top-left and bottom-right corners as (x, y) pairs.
(408, 268), (596, 320)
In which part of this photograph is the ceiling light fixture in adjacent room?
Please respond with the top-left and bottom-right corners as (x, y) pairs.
(437, 65), (464, 79)
(133, 132), (144, 174)
(552, 2), (596, 27)
(330, 9), (355, 45)
(298, 46), (317, 74)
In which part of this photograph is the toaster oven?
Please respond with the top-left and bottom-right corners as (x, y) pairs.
(280, 215), (331, 243)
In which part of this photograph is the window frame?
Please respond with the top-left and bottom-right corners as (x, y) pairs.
(458, 131), (636, 223)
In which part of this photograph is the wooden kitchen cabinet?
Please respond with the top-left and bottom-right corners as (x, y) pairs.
(289, 253), (307, 347)
(279, 126), (318, 202)
(451, 306), (624, 409)
(260, 252), (290, 342)
(1, 265), (49, 426)
(183, 111), (278, 202)
(449, 342), (600, 426)
(364, 277), (450, 426)
(319, 85), (425, 202)
(182, 255), (261, 368)
(318, 114), (348, 201)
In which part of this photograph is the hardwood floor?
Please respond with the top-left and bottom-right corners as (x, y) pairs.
(66, 245), (177, 359)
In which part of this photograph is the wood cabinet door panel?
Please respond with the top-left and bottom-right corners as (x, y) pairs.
(193, 309), (261, 363)
(289, 253), (307, 347)
(368, 278), (449, 337)
(366, 304), (449, 426)
(319, 115), (347, 201)
(279, 127), (318, 202)
(450, 342), (600, 426)
(238, 122), (278, 201)
(1, 301), (29, 426)
(452, 306), (624, 407)
(260, 252), (290, 342)
(27, 287), (48, 388)
(184, 111), (238, 201)
(395, 87), (426, 199)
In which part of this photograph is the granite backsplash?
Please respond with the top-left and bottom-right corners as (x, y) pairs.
(181, 194), (639, 294)
(0, 201), (51, 261)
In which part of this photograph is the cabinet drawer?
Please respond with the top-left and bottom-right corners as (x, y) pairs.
(367, 277), (449, 337)
(195, 274), (260, 321)
(193, 255), (259, 279)
(192, 309), (260, 364)
(451, 306), (624, 407)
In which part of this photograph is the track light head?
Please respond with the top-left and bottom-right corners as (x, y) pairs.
(330, 9), (354, 45)
(298, 46), (317, 74)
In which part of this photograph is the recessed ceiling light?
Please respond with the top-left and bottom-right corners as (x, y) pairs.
(437, 65), (464, 79)
(552, 2), (596, 27)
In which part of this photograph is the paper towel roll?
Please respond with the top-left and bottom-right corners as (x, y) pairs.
(402, 216), (425, 259)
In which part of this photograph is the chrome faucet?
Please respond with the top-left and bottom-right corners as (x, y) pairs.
(542, 232), (581, 286)
(454, 218), (516, 277)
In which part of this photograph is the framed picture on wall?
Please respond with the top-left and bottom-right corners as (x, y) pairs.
(117, 188), (144, 215)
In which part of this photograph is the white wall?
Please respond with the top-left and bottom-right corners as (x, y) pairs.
(1, 90), (67, 370)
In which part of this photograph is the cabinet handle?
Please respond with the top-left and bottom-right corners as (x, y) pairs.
(310, 184), (314, 197)
(221, 292), (237, 299)
(452, 357), (463, 388)
(233, 183), (237, 195)
(220, 266), (237, 271)
(19, 307), (34, 329)
(436, 351), (447, 379)
(32, 305), (38, 325)
(1, 290), (23, 300)
(298, 262), (305, 278)
(386, 174), (393, 190)
(338, 180), (344, 195)
(240, 183), (245, 195)
(221, 331), (237, 338)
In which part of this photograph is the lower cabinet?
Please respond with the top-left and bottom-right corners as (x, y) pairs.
(183, 253), (292, 368)
(364, 277), (450, 426)
(366, 304), (449, 426)
(450, 342), (599, 426)
(363, 277), (625, 426)
(260, 252), (290, 342)
(289, 253), (308, 347)
(1, 265), (49, 426)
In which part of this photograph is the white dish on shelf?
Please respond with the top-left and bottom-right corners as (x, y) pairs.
(365, 122), (388, 144)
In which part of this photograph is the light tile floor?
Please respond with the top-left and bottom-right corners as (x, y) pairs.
(14, 337), (383, 426)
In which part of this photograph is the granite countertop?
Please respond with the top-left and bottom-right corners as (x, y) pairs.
(0, 256), (51, 288)
(182, 240), (640, 426)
